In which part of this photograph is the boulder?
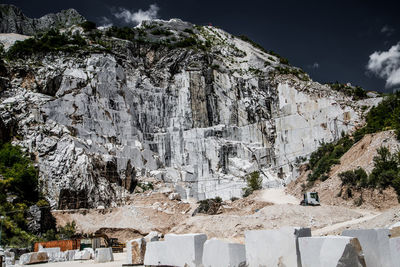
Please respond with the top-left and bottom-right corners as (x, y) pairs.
(19, 252), (49, 265)
(342, 229), (392, 267)
(245, 227), (311, 267)
(202, 238), (246, 267)
(38, 247), (64, 262)
(389, 237), (400, 267)
(73, 249), (91, 260)
(64, 249), (78, 261)
(144, 231), (161, 242)
(95, 247), (114, 263)
(299, 236), (366, 267)
(144, 233), (207, 267)
(5, 250), (15, 266)
(169, 192), (181, 200)
(83, 247), (94, 259)
(126, 238), (146, 265)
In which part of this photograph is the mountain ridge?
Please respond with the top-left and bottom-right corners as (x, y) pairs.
(0, 4), (85, 35)
(0, 7), (380, 209)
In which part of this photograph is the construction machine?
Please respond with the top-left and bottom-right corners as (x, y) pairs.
(300, 192), (320, 206)
(93, 232), (124, 253)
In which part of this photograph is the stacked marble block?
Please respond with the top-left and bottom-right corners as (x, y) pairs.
(94, 247), (113, 263)
(245, 227), (311, 267)
(133, 226), (400, 267)
(144, 233), (208, 267)
(299, 236), (366, 267)
(342, 228), (400, 267)
(202, 238), (246, 267)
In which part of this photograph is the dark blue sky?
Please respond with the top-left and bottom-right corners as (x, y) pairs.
(4, 0), (400, 92)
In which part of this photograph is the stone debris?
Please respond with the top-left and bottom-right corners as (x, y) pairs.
(73, 249), (91, 260)
(19, 252), (49, 265)
(126, 238), (146, 265)
(95, 247), (114, 263)
(144, 233), (207, 267)
(144, 231), (161, 242)
(168, 192), (181, 201)
(342, 229), (392, 267)
(245, 227), (311, 267)
(298, 236), (366, 267)
(202, 238), (246, 267)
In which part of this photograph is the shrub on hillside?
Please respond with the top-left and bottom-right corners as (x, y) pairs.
(6, 29), (86, 59)
(242, 171), (262, 197)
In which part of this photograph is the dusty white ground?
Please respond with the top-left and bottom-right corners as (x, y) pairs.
(14, 252), (131, 267)
(0, 33), (31, 49)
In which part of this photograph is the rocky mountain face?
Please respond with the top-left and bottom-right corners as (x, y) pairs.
(0, 4), (85, 35)
(0, 8), (380, 209)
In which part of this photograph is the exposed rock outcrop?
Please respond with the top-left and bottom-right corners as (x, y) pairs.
(0, 14), (379, 208)
(0, 4), (85, 35)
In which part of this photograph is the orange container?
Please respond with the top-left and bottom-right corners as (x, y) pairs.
(34, 239), (80, 252)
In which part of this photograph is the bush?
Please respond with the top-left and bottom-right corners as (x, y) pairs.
(242, 171), (262, 197)
(339, 168), (368, 187)
(173, 37), (197, 48)
(80, 21), (97, 32)
(340, 146), (400, 202)
(57, 221), (77, 239)
(307, 136), (354, 183)
(6, 29), (87, 59)
(183, 28), (194, 34)
(327, 82), (367, 100)
(106, 26), (135, 41)
(197, 197), (223, 215)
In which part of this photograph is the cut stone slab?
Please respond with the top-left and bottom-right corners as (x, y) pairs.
(19, 252), (49, 265)
(389, 237), (400, 267)
(73, 249), (91, 260)
(64, 249), (78, 261)
(144, 233), (207, 267)
(342, 229), (391, 267)
(202, 238), (246, 267)
(95, 247), (114, 263)
(126, 238), (146, 265)
(245, 227), (311, 267)
(299, 236), (366, 267)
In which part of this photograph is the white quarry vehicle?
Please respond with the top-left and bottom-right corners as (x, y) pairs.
(300, 192), (320, 206)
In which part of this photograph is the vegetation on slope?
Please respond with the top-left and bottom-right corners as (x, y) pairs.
(327, 82), (368, 100)
(307, 92), (400, 185)
(242, 171), (262, 197)
(354, 92), (400, 141)
(339, 147), (400, 201)
(5, 29), (87, 59)
(0, 142), (78, 247)
(0, 142), (40, 247)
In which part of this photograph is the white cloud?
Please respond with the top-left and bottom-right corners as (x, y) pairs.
(99, 16), (113, 27)
(307, 62), (319, 69)
(113, 4), (159, 25)
(367, 43), (400, 88)
(381, 25), (395, 37)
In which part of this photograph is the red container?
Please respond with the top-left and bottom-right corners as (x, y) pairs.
(34, 239), (80, 252)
